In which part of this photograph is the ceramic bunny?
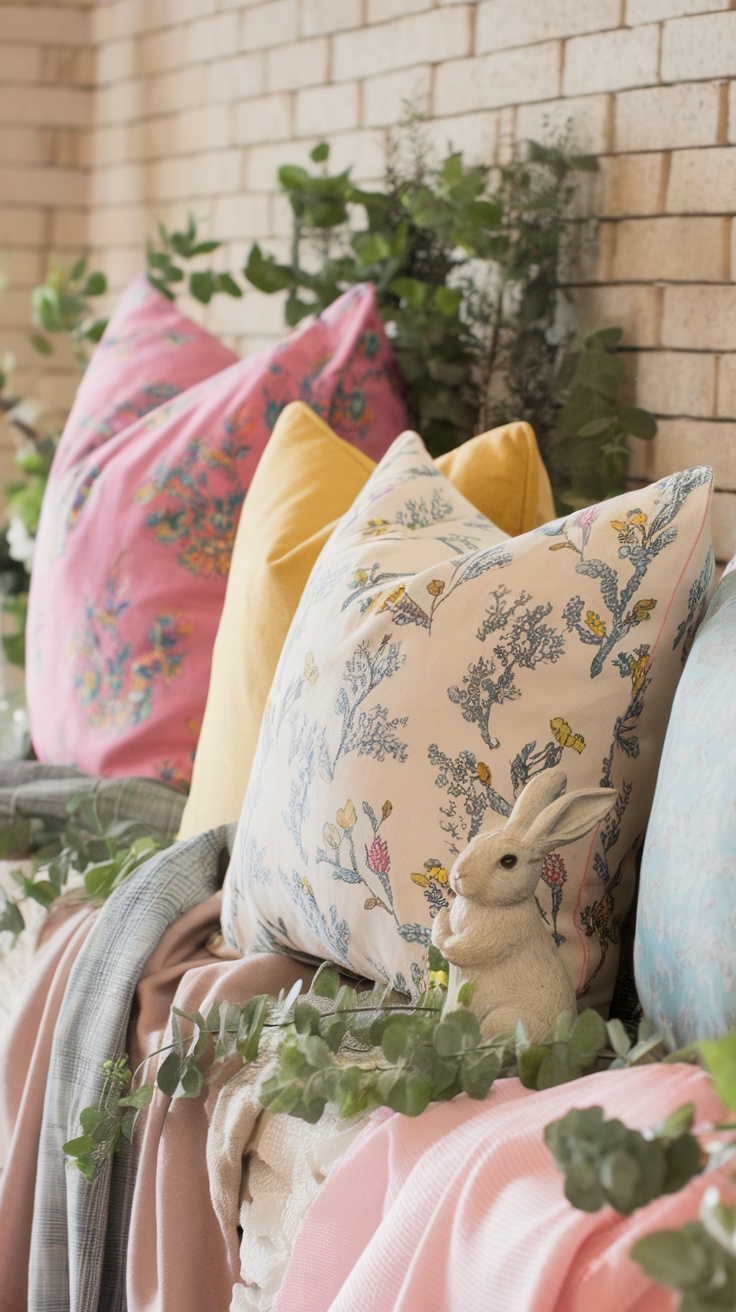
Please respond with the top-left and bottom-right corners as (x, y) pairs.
(431, 769), (617, 1043)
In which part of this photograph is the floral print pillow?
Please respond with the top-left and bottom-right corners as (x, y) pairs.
(26, 283), (409, 788)
(635, 561), (736, 1046)
(222, 432), (714, 1013)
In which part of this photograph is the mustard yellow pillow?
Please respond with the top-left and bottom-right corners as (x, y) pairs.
(178, 402), (554, 838)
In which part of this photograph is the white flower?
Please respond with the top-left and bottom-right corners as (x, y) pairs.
(6, 515), (35, 571)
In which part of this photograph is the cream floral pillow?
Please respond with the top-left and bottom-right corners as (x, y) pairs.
(222, 433), (713, 1012)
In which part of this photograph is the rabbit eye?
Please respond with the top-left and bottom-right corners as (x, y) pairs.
(499, 853), (517, 869)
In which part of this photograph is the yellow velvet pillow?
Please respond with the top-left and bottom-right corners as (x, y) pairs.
(178, 401), (554, 838)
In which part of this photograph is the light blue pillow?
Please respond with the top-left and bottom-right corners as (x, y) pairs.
(635, 562), (736, 1047)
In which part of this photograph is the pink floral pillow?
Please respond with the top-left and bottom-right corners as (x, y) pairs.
(26, 282), (409, 788)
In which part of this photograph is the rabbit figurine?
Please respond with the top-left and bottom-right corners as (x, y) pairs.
(431, 769), (617, 1044)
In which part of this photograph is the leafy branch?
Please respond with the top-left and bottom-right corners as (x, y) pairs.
(146, 212), (243, 305)
(0, 792), (172, 940)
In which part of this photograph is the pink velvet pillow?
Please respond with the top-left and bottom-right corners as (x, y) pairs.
(26, 281), (409, 788)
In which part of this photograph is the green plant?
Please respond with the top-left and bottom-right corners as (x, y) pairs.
(0, 791), (172, 939)
(146, 212), (242, 304)
(242, 124), (656, 507)
(30, 256), (109, 367)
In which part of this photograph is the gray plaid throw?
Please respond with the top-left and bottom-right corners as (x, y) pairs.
(0, 763), (186, 840)
(26, 821), (235, 1312)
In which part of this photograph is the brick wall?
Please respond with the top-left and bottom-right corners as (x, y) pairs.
(1, 0), (734, 561)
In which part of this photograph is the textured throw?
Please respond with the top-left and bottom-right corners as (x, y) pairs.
(26, 823), (234, 1312)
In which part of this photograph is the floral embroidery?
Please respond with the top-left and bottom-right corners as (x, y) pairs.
(410, 859), (453, 918)
(135, 435), (250, 576)
(540, 851), (567, 946)
(73, 557), (191, 734)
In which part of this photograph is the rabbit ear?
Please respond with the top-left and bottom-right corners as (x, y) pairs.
(524, 786), (618, 856)
(507, 769), (568, 832)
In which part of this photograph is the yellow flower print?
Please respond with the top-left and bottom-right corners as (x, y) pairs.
(411, 860), (449, 888)
(336, 800), (357, 831)
(624, 598), (657, 627)
(363, 518), (390, 537)
(585, 609), (607, 639)
(302, 876), (313, 896)
(476, 761), (492, 784)
(631, 650), (650, 696)
(550, 717), (586, 754)
(378, 585), (406, 612)
(427, 579), (445, 597)
(323, 822), (342, 850)
(303, 652), (319, 684)
(353, 568), (369, 586)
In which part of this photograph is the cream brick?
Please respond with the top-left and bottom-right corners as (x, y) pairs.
(246, 137), (316, 191)
(0, 127), (47, 166)
(0, 45), (40, 83)
(212, 193), (271, 241)
(633, 350), (717, 416)
(663, 285), (736, 351)
(363, 65), (432, 128)
(50, 207), (88, 248)
(0, 5), (88, 44)
(141, 0), (218, 32)
(266, 38), (329, 92)
(717, 354), (736, 418)
(477, 0), (620, 53)
(296, 83), (359, 139)
(41, 45), (93, 88)
(598, 153), (665, 217)
(569, 284), (662, 347)
(435, 43), (560, 116)
(423, 111), (498, 164)
(662, 11), (736, 82)
(94, 247), (146, 292)
(301, 0), (361, 35)
(628, 419), (736, 488)
(3, 250), (43, 286)
(41, 128), (87, 168)
(712, 490), (736, 563)
(201, 55), (261, 106)
(147, 65), (205, 116)
(176, 104), (232, 154)
(666, 148), (736, 215)
(87, 124), (133, 168)
(234, 94), (292, 146)
(515, 94), (611, 155)
(185, 148), (244, 198)
(270, 190), (294, 240)
(88, 204), (150, 248)
(627, 0), (730, 22)
(91, 162), (142, 207)
(90, 1), (132, 44)
(136, 25), (187, 75)
(241, 1), (299, 51)
(615, 83), (720, 152)
(94, 79), (145, 127)
(0, 288), (34, 328)
(0, 164), (87, 208)
(564, 26), (659, 97)
(0, 207), (46, 247)
(334, 8), (471, 82)
(127, 116), (179, 163)
(730, 82), (736, 146)
(324, 130), (387, 184)
(613, 217), (728, 283)
(368, 0), (432, 22)
(0, 85), (91, 128)
(96, 38), (137, 86)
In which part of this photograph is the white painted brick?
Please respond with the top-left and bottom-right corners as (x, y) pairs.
(423, 110), (498, 164)
(633, 349), (717, 416)
(147, 66), (206, 116)
(270, 190), (295, 240)
(95, 38), (137, 86)
(241, 1), (299, 51)
(88, 204), (150, 248)
(301, 0), (361, 37)
(144, 0), (218, 31)
(615, 83), (720, 152)
(666, 148), (736, 214)
(516, 94), (611, 155)
(136, 26), (187, 75)
(321, 130), (387, 184)
(0, 85), (91, 128)
(204, 54), (264, 105)
(662, 11), (736, 82)
(663, 285), (736, 351)
(627, 0), (730, 22)
(629, 419), (736, 490)
(91, 0), (136, 44)
(477, 0), (620, 53)
(212, 193), (271, 241)
(362, 65), (431, 129)
(94, 247), (146, 291)
(597, 153), (664, 217)
(176, 103), (232, 154)
(0, 164), (88, 208)
(717, 354), (736, 419)
(334, 8), (472, 82)
(90, 162), (142, 207)
(189, 148), (245, 198)
(570, 284), (662, 347)
(0, 45), (40, 83)
(234, 94), (293, 145)
(613, 216), (729, 283)
(435, 43), (560, 116)
(0, 207), (46, 247)
(94, 79), (145, 127)
(185, 14), (240, 64)
(564, 25), (659, 96)
(368, 0), (432, 22)
(127, 116), (178, 163)
(296, 82), (359, 139)
(266, 38), (329, 92)
(0, 5), (88, 44)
